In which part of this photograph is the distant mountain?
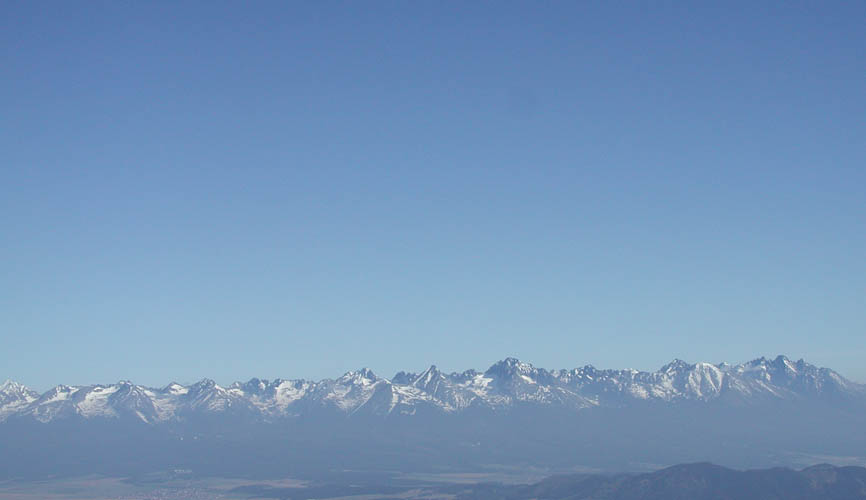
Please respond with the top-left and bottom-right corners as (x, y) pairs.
(2, 355), (863, 424)
(0, 380), (38, 421)
(2, 356), (865, 480)
(450, 463), (866, 500)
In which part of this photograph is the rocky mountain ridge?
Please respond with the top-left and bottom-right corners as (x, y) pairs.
(2, 355), (863, 424)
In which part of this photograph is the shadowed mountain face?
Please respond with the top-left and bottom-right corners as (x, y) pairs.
(1, 356), (865, 479)
(450, 463), (866, 500)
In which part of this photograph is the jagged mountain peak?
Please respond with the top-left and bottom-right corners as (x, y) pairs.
(739, 355), (817, 375)
(45, 384), (75, 395)
(1, 356), (862, 424)
(661, 358), (694, 373)
(1, 380), (20, 390)
(162, 382), (188, 395)
(501, 357), (529, 368)
(747, 354), (791, 367)
(339, 368), (379, 384)
(189, 378), (219, 390)
(1, 380), (33, 394)
(414, 364), (441, 380)
(111, 381), (141, 393)
(456, 368), (480, 379)
(232, 377), (269, 394)
(411, 365), (446, 392)
(485, 357), (537, 377)
(391, 370), (416, 385)
(0, 380), (38, 406)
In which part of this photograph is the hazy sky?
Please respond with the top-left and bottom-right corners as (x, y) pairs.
(2, 2), (864, 390)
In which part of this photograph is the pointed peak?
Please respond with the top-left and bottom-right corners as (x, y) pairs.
(419, 364), (441, 376)
(111, 381), (139, 395)
(449, 369), (480, 382)
(391, 371), (416, 385)
(772, 354), (793, 369)
(239, 378), (268, 393)
(191, 378), (218, 389)
(661, 358), (693, 372)
(0, 380), (36, 397)
(1, 379), (23, 391)
(163, 382), (188, 395)
(773, 355), (808, 375)
(748, 356), (770, 366)
(412, 365), (444, 388)
(485, 357), (536, 377)
(339, 368), (379, 383)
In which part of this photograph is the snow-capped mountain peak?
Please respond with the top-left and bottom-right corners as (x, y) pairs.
(338, 368), (379, 385)
(0, 380), (39, 417)
(1, 356), (862, 425)
(660, 358), (693, 373)
(485, 357), (540, 379)
(1, 380), (23, 391)
(1, 380), (36, 398)
(412, 365), (443, 387)
(163, 382), (189, 395)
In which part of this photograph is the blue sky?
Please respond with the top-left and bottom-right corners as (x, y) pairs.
(2, 2), (864, 390)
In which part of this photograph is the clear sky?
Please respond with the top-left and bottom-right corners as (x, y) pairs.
(2, 1), (864, 390)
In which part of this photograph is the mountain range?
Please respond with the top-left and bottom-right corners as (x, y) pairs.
(2, 355), (865, 481)
(2, 355), (863, 424)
